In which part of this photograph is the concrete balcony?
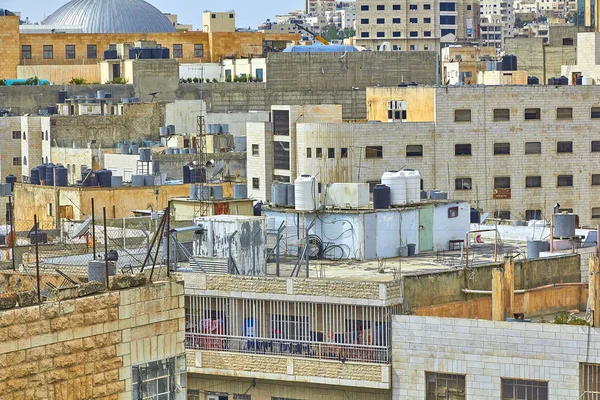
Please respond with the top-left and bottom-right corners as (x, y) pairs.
(186, 337), (392, 390)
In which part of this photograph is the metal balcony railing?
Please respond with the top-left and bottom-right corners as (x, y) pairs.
(185, 333), (391, 364)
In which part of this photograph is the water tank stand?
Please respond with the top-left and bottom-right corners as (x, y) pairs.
(136, 160), (152, 176)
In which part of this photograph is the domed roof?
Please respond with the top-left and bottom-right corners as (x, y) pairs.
(42, 0), (177, 33)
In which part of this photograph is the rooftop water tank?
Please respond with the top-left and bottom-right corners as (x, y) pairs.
(119, 144), (129, 154)
(191, 168), (206, 184)
(583, 76), (594, 85)
(271, 183), (288, 206)
(139, 148), (152, 161)
(45, 165), (56, 186)
(58, 90), (68, 104)
(233, 184), (247, 199)
(189, 185), (198, 200)
(130, 144), (139, 155)
(253, 202), (263, 216)
(197, 186), (210, 201)
(131, 175), (145, 187)
(221, 124), (229, 133)
(96, 169), (113, 188)
(30, 168), (41, 185)
(287, 183), (295, 207)
(373, 184), (391, 209)
(111, 176), (123, 188)
(143, 175), (154, 187)
(381, 171), (407, 206)
(38, 165), (47, 184)
(404, 170), (421, 203)
(211, 186), (224, 200)
(183, 164), (191, 184)
(295, 175), (318, 211)
(82, 169), (97, 186)
(554, 213), (576, 238)
(54, 166), (69, 187)
(527, 240), (550, 259)
(159, 127), (168, 137)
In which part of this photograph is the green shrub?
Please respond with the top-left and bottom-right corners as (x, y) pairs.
(69, 77), (87, 85)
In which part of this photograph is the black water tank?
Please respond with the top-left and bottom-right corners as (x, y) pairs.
(141, 48), (152, 59)
(55, 166), (69, 187)
(5, 175), (17, 191)
(576, 76), (583, 85)
(82, 169), (98, 187)
(253, 202), (263, 217)
(501, 55), (513, 71)
(162, 48), (170, 59)
(38, 165), (47, 184)
(152, 48), (162, 59)
(397, 82), (408, 87)
(104, 49), (118, 59)
(58, 90), (68, 104)
(96, 169), (112, 188)
(373, 184), (392, 209)
(29, 231), (48, 245)
(470, 208), (481, 223)
(30, 168), (41, 185)
(46, 105), (57, 115)
(527, 76), (539, 85)
(557, 75), (569, 85)
(548, 77), (556, 85)
(45, 164), (56, 186)
(183, 164), (191, 184)
(191, 168), (206, 184)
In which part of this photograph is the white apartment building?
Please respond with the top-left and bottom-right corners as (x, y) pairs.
(356, 0), (479, 51)
(480, 0), (516, 48)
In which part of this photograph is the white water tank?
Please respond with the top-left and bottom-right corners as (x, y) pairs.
(405, 170), (421, 203)
(382, 171), (407, 206)
(295, 175), (318, 211)
(582, 76), (594, 85)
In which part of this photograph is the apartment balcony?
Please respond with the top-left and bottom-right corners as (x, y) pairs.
(186, 335), (391, 389)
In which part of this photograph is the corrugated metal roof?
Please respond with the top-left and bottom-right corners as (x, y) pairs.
(42, 0), (177, 33)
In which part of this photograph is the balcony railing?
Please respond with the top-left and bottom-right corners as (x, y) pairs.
(186, 333), (391, 364)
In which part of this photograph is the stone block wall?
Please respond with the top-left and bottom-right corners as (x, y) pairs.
(0, 281), (184, 400)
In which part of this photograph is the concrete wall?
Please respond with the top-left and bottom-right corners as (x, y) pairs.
(163, 100), (206, 135)
(130, 60), (180, 103)
(392, 315), (600, 398)
(17, 65), (100, 85)
(367, 87), (436, 122)
(154, 152), (246, 181)
(205, 111), (271, 137)
(0, 281), (185, 400)
(179, 63), (221, 81)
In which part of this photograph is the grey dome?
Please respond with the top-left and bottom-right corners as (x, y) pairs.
(42, 0), (177, 33)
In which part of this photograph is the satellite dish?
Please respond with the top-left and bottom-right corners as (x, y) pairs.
(205, 159), (215, 168)
(379, 42), (392, 51)
(70, 216), (92, 239)
(211, 160), (226, 179)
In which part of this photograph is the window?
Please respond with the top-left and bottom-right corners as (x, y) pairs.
(273, 110), (290, 135)
(341, 148), (348, 158)
(87, 44), (97, 59)
(593, 174), (600, 185)
(454, 109), (471, 122)
(393, 31), (401, 37)
(377, 4), (385, 10)
(494, 108), (510, 121)
(306, 148), (312, 158)
(563, 38), (574, 45)
(377, 32), (385, 37)
(132, 355), (186, 400)
(494, 210), (511, 219)
(194, 44), (204, 58)
(274, 141), (290, 170)
(255, 68), (263, 81)
(229, 13), (234, 18)
(410, 45), (417, 51)
(361, 4), (369, 10)
(582, 362), (600, 398)
(526, 210), (542, 220)
(440, 2), (456, 10)
(494, 177), (511, 189)
(377, 18), (385, 24)
(365, 146), (383, 158)
(21, 45), (31, 60)
(406, 145), (423, 157)
(424, 18), (431, 23)
(252, 178), (260, 189)
(440, 16), (456, 24)
(455, 178), (472, 190)
(455, 144), (472, 156)
(467, 4), (472, 10)
(43, 45), (53, 59)
(410, 31), (418, 37)
(65, 45), (75, 59)
(426, 373), (466, 400)
(393, 18), (401, 23)
(557, 107), (573, 120)
(361, 18), (369, 24)
(494, 143), (510, 155)
(173, 44), (183, 58)
(393, 4), (401, 9)
(211, 13), (216, 18)
(557, 141), (573, 153)
(12, 158), (21, 166)
(316, 148), (323, 158)
(526, 176), (541, 188)
(328, 148), (335, 158)
(361, 32), (370, 38)
(501, 378), (548, 400)
(592, 141), (600, 152)
(410, 18), (418, 23)
(12, 131), (21, 140)
(442, 29), (456, 36)
(252, 144), (259, 156)
(424, 3), (431, 9)
(558, 175), (573, 187)
(410, 4), (418, 10)
(593, 209), (600, 219)
(592, 107), (600, 119)
(525, 142), (541, 154)
(525, 108), (541, 120)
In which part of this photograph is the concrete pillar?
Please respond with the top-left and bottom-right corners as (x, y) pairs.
(503, 257), (515, 318)
(492, 267), (504, 321)
(590, 255), (600, 327)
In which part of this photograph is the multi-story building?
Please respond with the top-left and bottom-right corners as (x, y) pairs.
(480, 0), (516, 48)
(307, 0), (337, 16)
(355, 0), (479, 51)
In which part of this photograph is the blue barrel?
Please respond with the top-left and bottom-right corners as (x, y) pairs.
(38, 165), (47, 184)
(96, 169), (113, 188)
(82, 169), (97, 186)
(30, 168), (41, 185)
(55, 166), (69, 187)
(373, 184), (391, 209)
(253, 202), (262, 216)
(183, 164), (191, 184)
(4, 174), (16, 192)
(45, 165), (56, 186)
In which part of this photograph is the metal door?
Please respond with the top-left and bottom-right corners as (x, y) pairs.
(419, 206), (434, 252)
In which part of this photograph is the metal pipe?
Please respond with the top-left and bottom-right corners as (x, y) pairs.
(91, 198), (96, 260)
(550, 213), (554, 253)
(166, 203), (171, 277)
(149, 218), (166, 282)
(34, 214), (40, 303)
(8, 196), (15, 271)
(103, 207), (109, 288)
(465, 231), (469, 270)
(461, 282), (586, 295)
(141, 212), (166, 272)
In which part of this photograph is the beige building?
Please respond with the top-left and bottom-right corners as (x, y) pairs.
(480, 0), (516, 48)
(202, 11), (236, 33)
(561, 32), (600, 83)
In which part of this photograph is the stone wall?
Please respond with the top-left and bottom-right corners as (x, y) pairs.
(392, 315), (600, 398)
(0, 281), (184, 400)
